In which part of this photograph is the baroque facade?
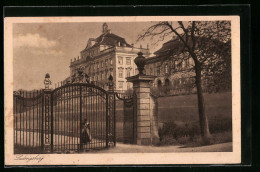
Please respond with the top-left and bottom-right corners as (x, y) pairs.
(69, 23), (150, 91)
(145, 38), (197, 95)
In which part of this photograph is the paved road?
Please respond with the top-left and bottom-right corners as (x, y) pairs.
(15, 131), (232, 153)
(91, 142), (232, 153)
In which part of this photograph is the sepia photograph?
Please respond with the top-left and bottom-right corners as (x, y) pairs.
(4, 16), (241, 165)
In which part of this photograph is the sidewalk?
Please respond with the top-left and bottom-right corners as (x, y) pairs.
(91, 142), (232, 153)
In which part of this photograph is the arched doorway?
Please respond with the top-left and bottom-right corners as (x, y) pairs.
(165, 78), (170, 87)
(157, 80), (162, 87)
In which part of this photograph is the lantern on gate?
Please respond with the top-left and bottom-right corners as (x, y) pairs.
(108, 75), (114, 91)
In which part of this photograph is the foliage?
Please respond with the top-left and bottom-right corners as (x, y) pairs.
(158, 119), (232, 146)
(138, 21), (231, 142)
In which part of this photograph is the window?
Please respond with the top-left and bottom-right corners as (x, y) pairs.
(175, 61), (178, 70)
(126, 69), (131, 77)
(172, 60), (176, 72)
(119, 81), (124, 89)
(119, 69), (123, 78)
(105, 59), (108, 66)
(165, 64), (169, 74)
(127, 83), (131, 90)
(97, 62), (99, 69)
(118, 56), (123, 65)
(110, 58), (113, 65)
(182, 60), (186, 69)
(177, 61), (182, 70)
(101, 61), (104, 68)
(165, 79), (170, 86)
(126, 57), (131, 65)
(157, 66), (160, 75)
(158, 80), (162, 87)
(185, 58), (189, 68)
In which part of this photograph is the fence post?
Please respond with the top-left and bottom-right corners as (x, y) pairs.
(105, 93), (108, 148)
(41, 91), (44, 151)
(108, 75), (116, 147)
(79, 86), (83, 151)
(50, 93), (54, 153)
(126, 52), (159, 145)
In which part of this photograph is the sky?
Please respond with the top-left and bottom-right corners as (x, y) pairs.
(13, 22), (174, 91)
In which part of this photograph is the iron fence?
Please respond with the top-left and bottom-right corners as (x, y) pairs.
(13, 83), (116, 154)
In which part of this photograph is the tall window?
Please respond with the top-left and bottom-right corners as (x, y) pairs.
(119, 69), (123, 78)
(105, 59), (108, 66)
(126, 69), (131, 77)
(165, 79), (170, 86)
(126, 57), (131, 65)
(185, 58), (189, 68)
(165, 64), (169, 74)
(110, 58), (113, 65)
(118, 81), (124, 89)
(101, 61), (104, 68)
(172, 60), (176, 72)
(175, 61), (178, 71)
(158, 80), (162, 87)
(97, 62), (99, 69)
(127, 83), (130, 90)
(157, 66), (160, 75)
(118, 56), (123, 65)
(177, 61), (182, 71)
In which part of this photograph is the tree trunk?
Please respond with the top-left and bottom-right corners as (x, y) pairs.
(195, 64), (211, 144)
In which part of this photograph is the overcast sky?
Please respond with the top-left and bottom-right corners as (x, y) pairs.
(13, 22), (174, 91)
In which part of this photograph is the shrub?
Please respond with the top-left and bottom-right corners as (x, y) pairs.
(209, 117), (232, 133)
(158, 119), (232, 147)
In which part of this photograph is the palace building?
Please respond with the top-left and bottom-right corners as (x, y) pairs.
(144, 37), (198, 95)
(69, 23), (150, 91)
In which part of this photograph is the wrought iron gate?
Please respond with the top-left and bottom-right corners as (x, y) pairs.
(13, 83), (116, 154)
(115, 92), (137, 144)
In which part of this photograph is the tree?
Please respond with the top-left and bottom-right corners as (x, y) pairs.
(137, 21), (231, 144)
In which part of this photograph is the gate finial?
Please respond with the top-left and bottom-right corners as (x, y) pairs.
(44, 73), (52, 89)
(134, 52), (146, 75)
(108, 75), (114, 91)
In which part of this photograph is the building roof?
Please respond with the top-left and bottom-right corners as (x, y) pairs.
(153, 36), (184, 56)
(81, 24), (132, 52)
(94, 32), (132, 47)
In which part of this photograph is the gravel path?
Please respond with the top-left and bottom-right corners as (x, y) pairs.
(92, 142), (232, 153)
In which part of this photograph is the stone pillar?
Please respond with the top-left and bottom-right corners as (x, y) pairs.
(126, 52), (159, 145)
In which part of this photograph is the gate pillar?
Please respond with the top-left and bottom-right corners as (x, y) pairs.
(126, 52), (160, 145)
